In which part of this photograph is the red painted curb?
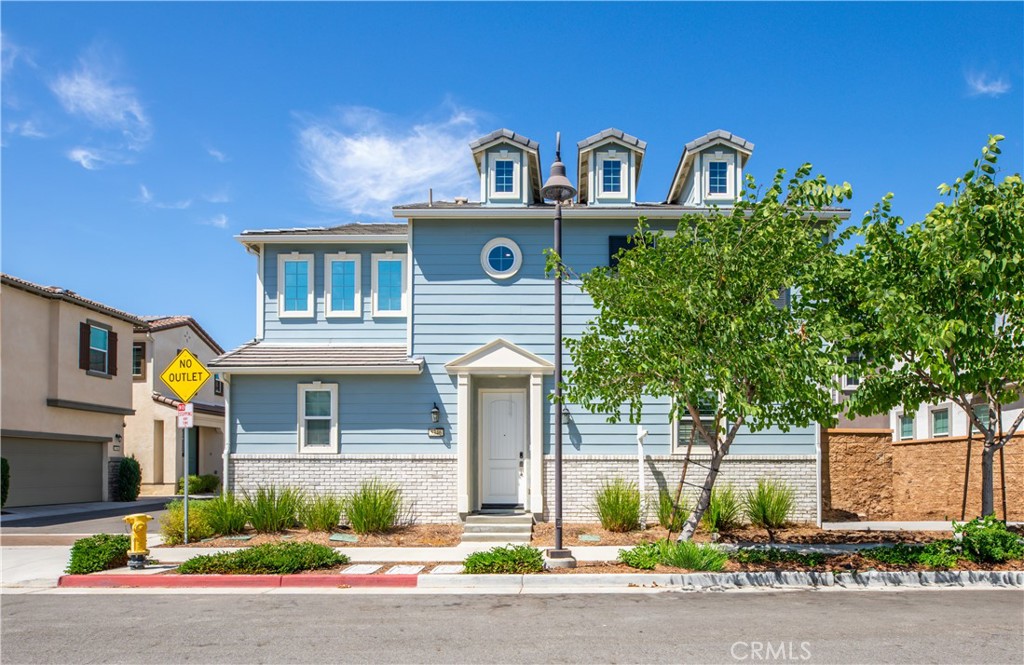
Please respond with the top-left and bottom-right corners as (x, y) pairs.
(282, 574), (418, 588)
(58, 574), (420, 589)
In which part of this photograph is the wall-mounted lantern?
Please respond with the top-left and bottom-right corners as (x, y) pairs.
(561, 406), (571, 425)
(431, 403), (440, 423)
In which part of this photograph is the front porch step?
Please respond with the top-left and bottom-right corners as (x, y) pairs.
(460, 513), (534, 544)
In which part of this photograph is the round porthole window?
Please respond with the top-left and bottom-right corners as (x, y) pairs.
(480, 238), (523, 279)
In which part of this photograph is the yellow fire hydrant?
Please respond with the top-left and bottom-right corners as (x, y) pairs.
(124, 513), (153, 569)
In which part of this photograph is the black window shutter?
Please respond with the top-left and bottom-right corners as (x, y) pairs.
(79, 323), (90, 370)
(108, 331), (118, 376)
(609, 236), (631, 267)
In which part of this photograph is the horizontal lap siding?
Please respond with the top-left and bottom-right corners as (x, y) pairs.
(412, 218), (816, 457)
(231, 374), (447, 454)
(263, 243), (407, 344)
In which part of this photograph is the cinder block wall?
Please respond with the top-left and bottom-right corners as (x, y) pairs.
(820, 429), (894, 521)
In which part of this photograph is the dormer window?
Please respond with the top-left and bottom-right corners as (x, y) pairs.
(602, 160), (622, 193)
(494, 160), (515, 193)
(595, 149), (629, 200)
(708, 161), (728, 194)
(487, 150), (522, 200)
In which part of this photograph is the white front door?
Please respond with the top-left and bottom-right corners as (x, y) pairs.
(480, 390), (525, 506)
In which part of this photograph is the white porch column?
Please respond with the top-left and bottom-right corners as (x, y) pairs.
(456, 373), (470, 514)
(529, 372), (544, 514)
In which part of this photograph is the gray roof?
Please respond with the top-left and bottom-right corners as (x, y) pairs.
(210, 342), (422, 372)
(576, 128), (647, 152)
(468, 128), (539, 152)
(684, 129), (754, 154)
(152, 392), (224, 416)
(239, 223), (407, 237)
(1, 273), (145, 325)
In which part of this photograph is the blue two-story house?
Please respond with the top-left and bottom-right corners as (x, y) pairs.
(210, 128), (847, 524)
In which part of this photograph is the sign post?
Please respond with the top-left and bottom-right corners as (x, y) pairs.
(160, 349), (212, 545)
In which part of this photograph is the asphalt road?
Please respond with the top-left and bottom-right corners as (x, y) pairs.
(2, 589), (1021, 664)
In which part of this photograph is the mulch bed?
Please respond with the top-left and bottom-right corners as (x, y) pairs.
(156, 524), (463, 548)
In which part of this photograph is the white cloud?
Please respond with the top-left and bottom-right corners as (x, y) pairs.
(201, 213), (229, 229)
(6, 119), (46, 138)
(136, 183), (192, 209)
(51, 51), (150, 150)
(296, 105), (482, 217)
(966, 71), (1011, 97)
(137, 184), (153, 203)
(207, 147), (229, 162)
(68, 147), (110, 170)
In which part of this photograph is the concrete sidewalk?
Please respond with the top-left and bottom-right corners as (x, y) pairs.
(0, 498), (173, 526)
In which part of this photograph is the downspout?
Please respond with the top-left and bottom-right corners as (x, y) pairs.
(637, 425), (649, 528)
(815, 420), (822, 527)
(221, 373), (231, 496)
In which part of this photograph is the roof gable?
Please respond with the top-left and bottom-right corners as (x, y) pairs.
(576, 128), (647, 204)
(445, 338), (554, 375)
(666, 129), (754, 204)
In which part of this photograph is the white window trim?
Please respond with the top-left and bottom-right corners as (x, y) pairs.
(324, 252), (362, 319)
(930, 406), (950, 438)
(277, 252), (315, 319)
(480, 237), (523, 280)
(488, 150), (522, 200)
(371, 252), (407, 317)
(596, 150), (629, 199)
(896, 411), (914, 441)
(298, 382), (339, 453)
(671, 401), (720, 454)
(703, 152), (737, 202)
(971, 403), (990, 434)
(842, 375), (861, 391)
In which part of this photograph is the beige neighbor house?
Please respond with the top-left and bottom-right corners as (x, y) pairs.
(0, 274), (141, 507)
(124, 316), (225, 495)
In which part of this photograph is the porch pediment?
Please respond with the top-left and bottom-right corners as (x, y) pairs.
(444, 338), (554, 375)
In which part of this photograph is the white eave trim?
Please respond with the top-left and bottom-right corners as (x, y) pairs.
(395, 206), (851, 221)
(236, 234), (408, 246)
(209, 363), (424, 375)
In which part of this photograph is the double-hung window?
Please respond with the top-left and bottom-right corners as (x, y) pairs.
(971, 404), (990, 433)
(79, 321), (117, 376)
(298, 383), (338, 453)
(132, 342), (146, 380)
(278, 253), (314, 318)
(325, 253), (361, 318)
(674, 397), (718, 452)
(898, 413), (914, 440)
(931, 407), (950, 437)
(372, 253), (406, 317)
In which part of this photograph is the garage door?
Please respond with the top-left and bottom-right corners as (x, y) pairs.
(1, 438), (104, 507)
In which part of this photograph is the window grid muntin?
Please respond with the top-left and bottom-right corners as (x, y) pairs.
(283, 260), (309, 312)
(132, 342), (145, 377)
(330, 259), (357, 312)
(932, 408), (950, 436)
(709, 161), (728, 194)
(602, 160), (622, 193)
(899, 414), (914, 440)
(487, 245), (515, 272)
(377, 259), (403, 312)
(494, 160), (514, 193)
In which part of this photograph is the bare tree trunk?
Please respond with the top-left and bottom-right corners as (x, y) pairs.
(981, 443), (996, 517)
(677, 449), (726, 542)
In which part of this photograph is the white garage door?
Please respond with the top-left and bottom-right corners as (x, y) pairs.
(2, 438), (104, 507)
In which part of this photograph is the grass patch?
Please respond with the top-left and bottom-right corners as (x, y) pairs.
(177, 542), (348, 575)
(618, 539), (728, 572)
(159, 500), (215, 545)
(299, 494), (345, 532)
(594, 478), (641, 532)
(701, 484), (740, 533)
(66, 534), (131, 574)
(732, 548), (826, 567)
(345, 480), (403, 534)
(463, 545), (544, 574)
(743, 478), (795, 542)
(861, 541), (961, 569)
(243, 486), (304, 533)
(204, 493), (249, 535)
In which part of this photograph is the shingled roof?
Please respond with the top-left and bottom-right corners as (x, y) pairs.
(210, 342), (423, 374)
(1, 273), (144, 325)
(135, 315), (225, 354)
(238, 223), (407, 237)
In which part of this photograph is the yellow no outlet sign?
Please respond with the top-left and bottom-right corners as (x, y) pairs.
(160, 348), (211, 404)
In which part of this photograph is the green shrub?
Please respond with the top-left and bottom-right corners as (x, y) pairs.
(618, 539), (728, 571)
(618, 542), (661, 570)
(66, 534), (130, 574)
(463, 545), (544, 574)
(594, 478), (641, 532)
(701, 484), (741, 533)
(862, 541), (961, 569)
(733, 548), (826, 567)
(204, 493), (248, 535)
(178, 542), (348, 575)
(345, 479), (403, 534)
(656, 489), (687, 532)
(114, 456), (142, 502)
(743, 478), (795, 542)
(243, 486), (304, 533)
(1, 457), (9, 508)
(954, 516), (1024, 563)
(177, 474), (220, 494)
(298, 494), (345, 532)
(159, 499), (215, 545)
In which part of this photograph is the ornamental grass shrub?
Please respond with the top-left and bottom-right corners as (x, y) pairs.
(743, 478), (795, 542)
(159, 499), (215, 545)
(345, 479), (403, 534)
(298, 494), (345, 532)
(177, 542), (348, 575)
(618, 539), (728, 572)
(177, 474), (220, 494)
(66, 534), (131, 574)
(701, 484), (740, 533)
(114, 456), (142, 502)
(204, 493), (249, 535)
(656, 489), (688, 532)
(463, 545), (544, 574)
(243, 486), (304, 533)
(594, 478), (641, 532)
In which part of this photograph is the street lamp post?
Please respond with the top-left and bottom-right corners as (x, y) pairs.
(541, 132), (577, 569)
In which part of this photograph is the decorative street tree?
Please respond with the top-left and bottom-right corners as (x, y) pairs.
(833, 135), (1023, 517)
(550, 166), (853, 540)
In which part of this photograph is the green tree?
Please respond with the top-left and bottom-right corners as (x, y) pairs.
(834, 135), (1023, 517)
(552, 166), (852, 540)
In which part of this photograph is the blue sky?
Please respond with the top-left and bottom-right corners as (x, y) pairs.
(2, 2), (1021, 351)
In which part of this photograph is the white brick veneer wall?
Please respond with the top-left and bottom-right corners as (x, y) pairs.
(230, 453), (818, 524)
